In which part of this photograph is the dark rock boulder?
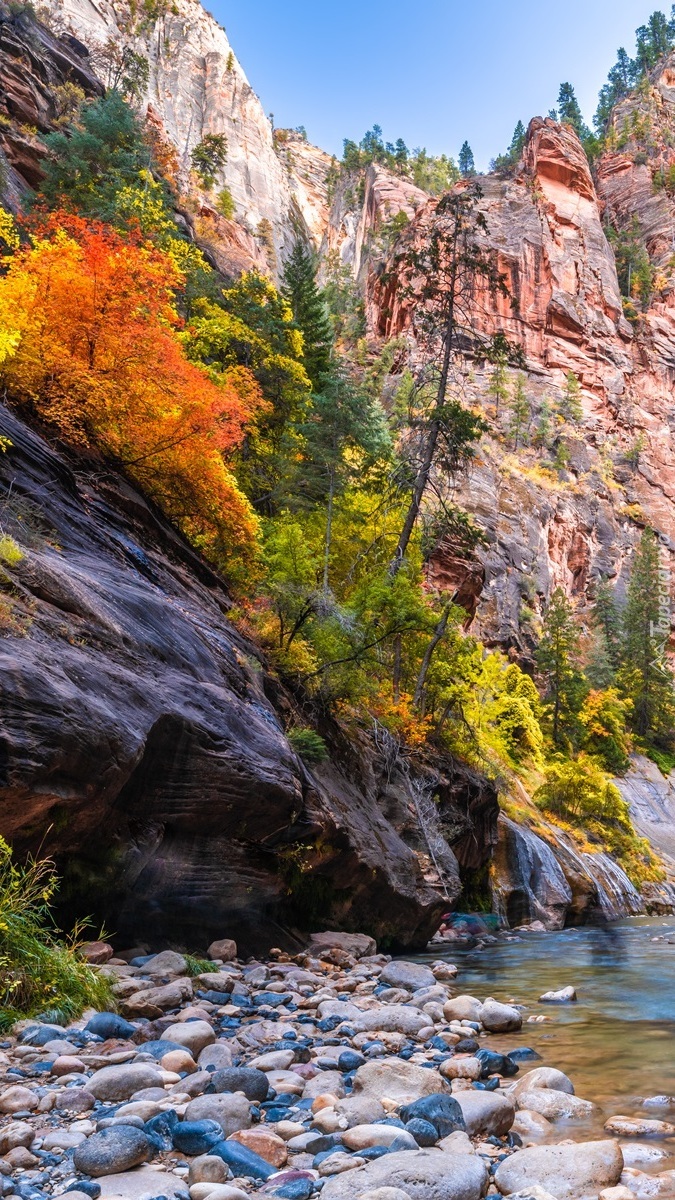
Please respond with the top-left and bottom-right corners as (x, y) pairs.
(0, 403), (490, 951)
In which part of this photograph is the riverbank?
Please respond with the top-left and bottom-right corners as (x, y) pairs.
(1, 929), (675, 1200)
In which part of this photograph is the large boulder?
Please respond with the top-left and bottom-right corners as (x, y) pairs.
(515, 1087), (595, 1121)
(73, 1127), (151, 1177)
(142, 950), (187, 975)
(87, 1063), (164, 1101)
(320, 1148), (488, 1200)
(351, 1006), (429, 1036)
(379, 961), (437, 991)
(495, 1140), (624, 1200)
(162, 1020), (216, 1056)
(480, 1000), (522, 1033)
(443, 996), (484, 1023)
(185, 1094), (252, 1137)
(455, 1090), (515, 1137)
(308, 932), (377, 958)
(352, 1059), (448, 1105)
(511, 1067), (575, 1097)
(400, 1094), (466, 1138)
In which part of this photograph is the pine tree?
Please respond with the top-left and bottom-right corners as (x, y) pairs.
(508, 372), (530, 448)
(593, 580), (623, 671)
(281, 240), (333, 389)
(299, 364), (390, 590)
(560, 371), (583, 422)
(534, 398), (552, 447)
(536, 587), (587, 746)
(620, 528), (675, 739)
(487, 353), (509, 417)
(459, 141), (475, 177)
(557, 83), (591, 141)
(509, 121), (526, 160)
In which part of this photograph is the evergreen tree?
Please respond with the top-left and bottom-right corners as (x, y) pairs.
(620, 528), (675, 739)
(593, 580), (623, 671)
(190, 134), (228, 190)
(39, 92), (154, 218)
(508, 372), (530, 449)
(487, 352), (509, 417)
(459, 141), (475, 177)
(557, 82), (591, 140)
(560, 371), (583, 422)
(536, 587), (587, 746)
(595, 48), (635, 131)
(584, 629), (617, 689)
(281, 240), (333, 389)
(299, 364), (390, 590)
(388, 183), (506, 574)
(534, 398), (552, 447)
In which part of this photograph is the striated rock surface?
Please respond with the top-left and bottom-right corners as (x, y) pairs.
(491, 814), (642, 929)
(0, 400), (497, 951)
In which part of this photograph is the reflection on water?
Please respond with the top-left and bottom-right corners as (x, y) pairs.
(421, 916), (675, 1145)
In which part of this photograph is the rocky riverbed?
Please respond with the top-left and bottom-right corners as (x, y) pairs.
(1, 931), (674, 1200)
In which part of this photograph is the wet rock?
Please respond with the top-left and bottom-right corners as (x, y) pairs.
(539, 987), (577, 1003)
(455, 1090), (515, 1137)
(511, 1067), (575, 1097)
(379, 962), (436, 991)
(207, 939), (237, 962)
(73, 1126), (151, 1177)
(173, 1120), (224, 1156)
(439, 1057), (482, 1082)
(87, 1063), (164, 1101)
(210, 1137), (274, 1180)
(342, 1125), (417, 1151)
(352, 1059), (447, 1104)
(516, 1087), (595, 1121)
(185, 1093), (252, 1137)
(320, 1147), (488, 1200)
(229, 1128), (288, 1166)
(620, 1144), (670, 1166)
(442, 996), (484, 1024)
(351, 1007), (429, 1036)
(495, 1140), (624, 1200)
(84, 1013), (136, 1040)
(480, 1000), (522, 1033)
(511, 1109), (552, 1141)
(604, 1117), (675, 1137)
(400, 1094), (466, 1138)
(211, 1067), (269, 1101)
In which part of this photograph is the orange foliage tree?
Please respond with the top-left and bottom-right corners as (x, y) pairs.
(0, 212), (264, 578)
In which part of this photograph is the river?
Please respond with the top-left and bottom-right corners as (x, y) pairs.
(421, 916), (675, 1156)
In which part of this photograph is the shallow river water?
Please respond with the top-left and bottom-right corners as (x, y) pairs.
(421, 916), (675, 1147)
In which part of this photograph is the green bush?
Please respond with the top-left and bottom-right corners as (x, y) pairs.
(0, 837), (112, 1030)
(184, 954), (212, 976)
(216, 187), (235, 220)
(288, 728), (329, 763)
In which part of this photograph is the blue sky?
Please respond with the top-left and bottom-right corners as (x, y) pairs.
(210, 0), (658, 169)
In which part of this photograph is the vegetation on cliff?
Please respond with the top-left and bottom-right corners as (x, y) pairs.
(0, 35), (671, 921)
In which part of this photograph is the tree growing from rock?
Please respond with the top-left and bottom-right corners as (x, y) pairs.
(191, 133), (228, 189)
(386, 183), (510, 575)
(508, 373), (530, 449)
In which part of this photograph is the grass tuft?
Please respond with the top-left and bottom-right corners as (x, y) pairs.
(0, 837), (113, 1030)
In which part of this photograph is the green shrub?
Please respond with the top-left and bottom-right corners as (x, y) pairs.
(184, 954), (212, 976)
(0, 534), (23, 566)
(216, 187), (235, 220)
(0, 837), (112, 1030)
(288, 728), (329, 763)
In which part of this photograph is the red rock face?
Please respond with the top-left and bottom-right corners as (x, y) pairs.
(366, 115), (675, 641)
